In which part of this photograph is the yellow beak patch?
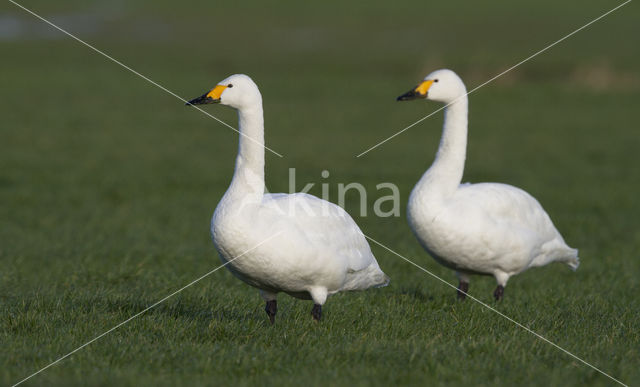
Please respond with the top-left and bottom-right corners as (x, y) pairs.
(415, 80), (434, 96)
(206, 84), (228, 100)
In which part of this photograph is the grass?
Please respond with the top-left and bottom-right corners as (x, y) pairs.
(1, 0), (639, 385)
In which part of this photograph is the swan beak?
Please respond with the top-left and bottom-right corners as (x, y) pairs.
(185, 93), (218, 105)
(185, 84), (227, 105)
(397, 80), (433, 101)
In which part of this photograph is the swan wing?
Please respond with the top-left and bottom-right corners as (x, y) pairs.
(448, 183), (577, 270)
(262, 192), (377, 273)
(454, 183), (560, 242)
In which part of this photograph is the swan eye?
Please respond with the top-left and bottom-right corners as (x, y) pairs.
(228, 84), (233, 88)
(434, 79), (439, 83)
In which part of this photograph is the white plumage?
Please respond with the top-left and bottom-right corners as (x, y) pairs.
(187, 74), (388, 322)
(397, 69), (579, 300)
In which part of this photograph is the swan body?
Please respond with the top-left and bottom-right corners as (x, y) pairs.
(397, 69), (579, 300)
(187, 74), (388, 322)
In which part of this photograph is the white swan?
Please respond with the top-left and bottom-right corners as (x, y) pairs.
(187, 74), (389, 322)
(397, 69), (579, 300)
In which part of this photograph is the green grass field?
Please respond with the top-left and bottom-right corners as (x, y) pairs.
(1, 0), (639, 385)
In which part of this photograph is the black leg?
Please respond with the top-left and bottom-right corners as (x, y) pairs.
(265, 300), (277, 324)
(311, 304), (322, 321)
(493, 285), (504, 301)
(457, 281), (469, 300)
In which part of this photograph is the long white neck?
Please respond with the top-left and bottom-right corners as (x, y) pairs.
(225, 103), (265, 203)
(415, 96), (468, 199)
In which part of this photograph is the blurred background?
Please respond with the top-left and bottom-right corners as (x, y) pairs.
(1, 0), (639, 385)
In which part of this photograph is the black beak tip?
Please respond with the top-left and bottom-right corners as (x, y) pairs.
(396, 89), (423, 102)
(185, 94), (217, 106)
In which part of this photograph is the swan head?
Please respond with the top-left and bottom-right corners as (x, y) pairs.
(186, 74), (262, 110)
(397, 69), (466, 104)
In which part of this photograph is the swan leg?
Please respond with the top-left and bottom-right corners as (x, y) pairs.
(260, 290), (278, 324)
(311, 304), (322, 321)
(493, 285), (504, 301)
(309, 287), (328, 322)
(456, 272), (470, 300)
(493, 271), (509, 301)
(264, 300), (277, 324)
(457, 281), (469, 300)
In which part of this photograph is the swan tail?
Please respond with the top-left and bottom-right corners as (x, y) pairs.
(342, 265), (390, 291)
(555, 246), (579, 271)
(373, 273), (391, 288)
(532, 241), (579, 271)
(564, 249), (580, 271)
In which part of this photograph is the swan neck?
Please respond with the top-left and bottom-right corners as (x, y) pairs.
(228, 103), (265, 201)
(419, 96), (469, 197)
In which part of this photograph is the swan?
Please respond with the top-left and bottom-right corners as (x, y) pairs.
(397, 69), (579, 301)
(186, 74), (389, 322)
